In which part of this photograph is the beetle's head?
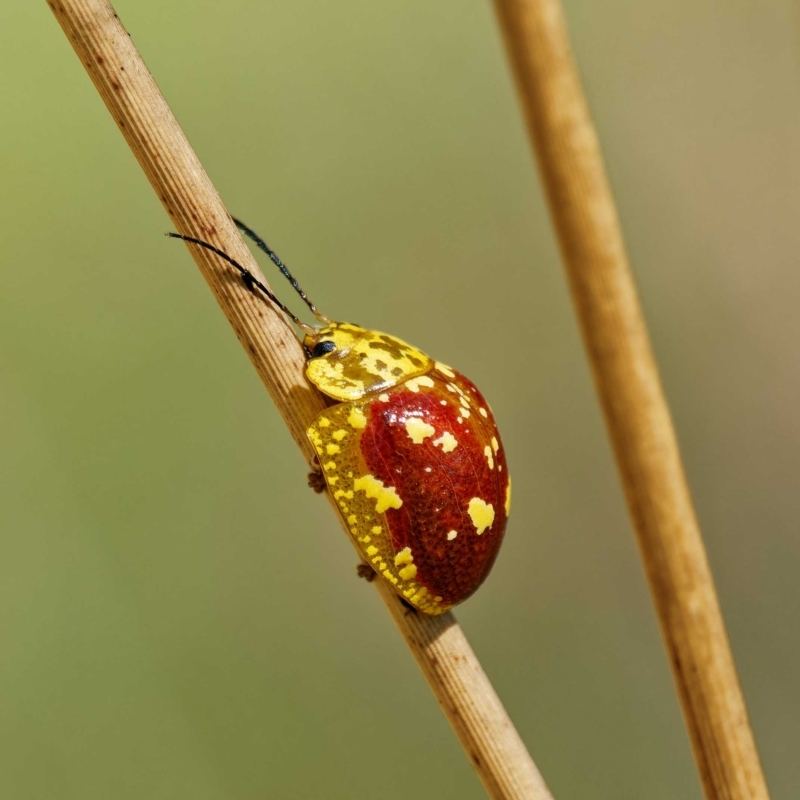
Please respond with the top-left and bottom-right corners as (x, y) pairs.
(304, 322), (432, 401)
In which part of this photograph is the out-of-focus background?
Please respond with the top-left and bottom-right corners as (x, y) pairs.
(1, 2), (797, 798)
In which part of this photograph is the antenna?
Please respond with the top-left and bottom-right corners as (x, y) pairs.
(232, 217), (330, 323)
(166, 233), (315, 336)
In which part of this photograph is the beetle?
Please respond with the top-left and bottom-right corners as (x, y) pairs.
(170, 219), (510, 614)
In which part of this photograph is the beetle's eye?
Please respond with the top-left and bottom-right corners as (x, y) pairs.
(312, 341), (337, 358)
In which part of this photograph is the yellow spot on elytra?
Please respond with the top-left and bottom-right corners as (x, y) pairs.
(484, 445), (494, 470)
(378, 393), (389, 402)
(433, 431), (458, 453)
(333, 429), (348, 441)
(394, 547), (413, 566)
(383, 569), (398, 585)
(403, 588), (415, 598)
(333, 490), (345, 499)
(354, 474), (403, 513)
(505, 479), (512, 517)
(318, 418), (331, 427)
(379, 562), (387, 570)
(468, 497), (495, 535)
(491, 436), (499, 453)
(366, 545), (378, 556)
(360, 536), (371, 543)
(405, 417), (435, 444)
(399, 564), (418, 581)
(347, 514), (357, 525)
(328, 476), (339, 484)
(326, 443), (340, 455)
(347, 407), (367, 429)
(371, 556), (381, 564)
(459, 407), (470, 419)
(479, 407), (488, 418)
(371, 525), (382, 535)
(436, 362), (455, 378)
(406, 375), (435, 393)
(324, 461), (337, 471)
(447, 530), (458, 541)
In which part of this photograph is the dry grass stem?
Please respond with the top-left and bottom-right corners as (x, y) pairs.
(492, 1), (769, 798)
(46, 1), (553, 797)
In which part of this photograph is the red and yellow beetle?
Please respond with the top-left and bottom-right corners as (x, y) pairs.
(171, 220), (510, 615)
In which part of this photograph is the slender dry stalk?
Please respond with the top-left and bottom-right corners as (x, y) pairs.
(46, 1), (553, 798)
(492, 1), (769, 798)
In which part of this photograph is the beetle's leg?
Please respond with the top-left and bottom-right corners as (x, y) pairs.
(307, 469), (327, 494)
(399, 597), (418, 615)
(356, 563), (377, 582)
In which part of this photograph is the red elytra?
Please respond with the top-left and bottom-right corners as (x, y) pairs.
(306, 352), (510, 616)
(359, 371), (509, 608)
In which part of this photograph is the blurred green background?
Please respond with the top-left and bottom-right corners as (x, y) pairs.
(1, 2), (797, 798)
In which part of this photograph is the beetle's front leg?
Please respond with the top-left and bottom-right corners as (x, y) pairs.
(307, 456), (327, 494)
(307, 471), (327, 493)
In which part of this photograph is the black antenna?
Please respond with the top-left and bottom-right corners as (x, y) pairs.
(232, 217), (328, 322)
(167, 233), (315, 336)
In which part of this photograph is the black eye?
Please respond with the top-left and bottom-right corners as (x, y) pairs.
(312, 341), (337, 357)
